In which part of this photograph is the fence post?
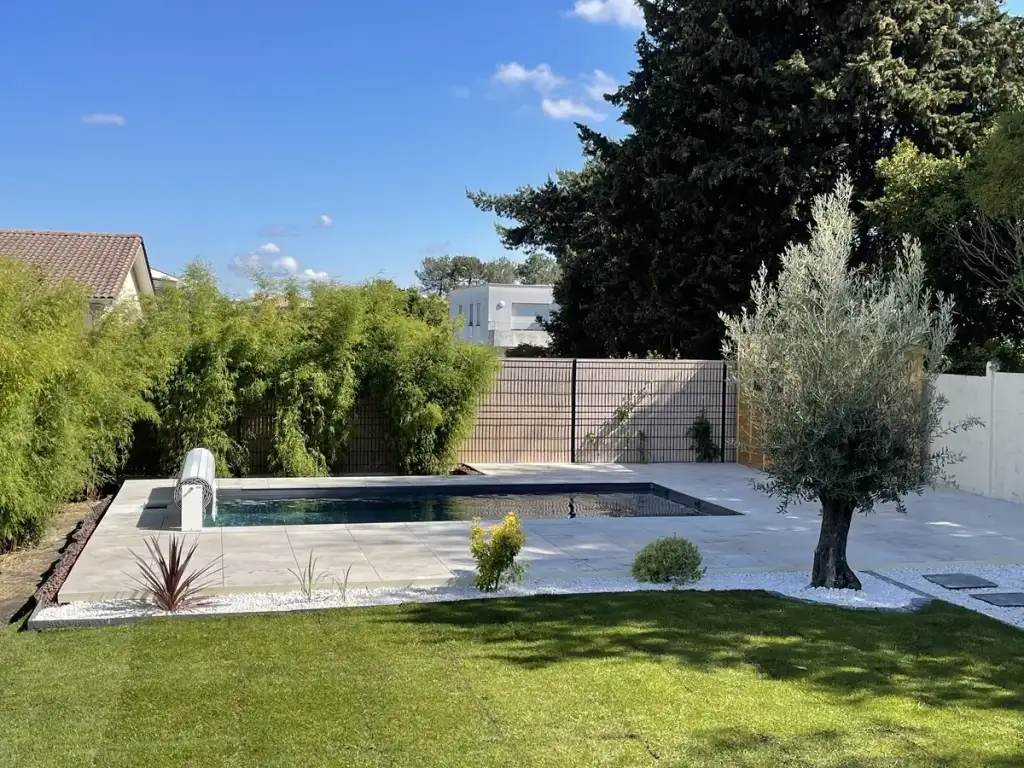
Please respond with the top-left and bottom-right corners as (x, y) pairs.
(719, 362), (728, 462)
(986, 360), (998, 497)
(570, 358), (578, 463)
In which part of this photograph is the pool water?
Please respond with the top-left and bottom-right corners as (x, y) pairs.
(207, 489), (710, 527)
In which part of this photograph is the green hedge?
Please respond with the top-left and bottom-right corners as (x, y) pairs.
(0, 259), (499, 550)
(0, 258), (163, 550)
(141, 266), (499, 478)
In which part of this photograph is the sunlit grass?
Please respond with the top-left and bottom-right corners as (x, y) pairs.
(2, 591), (1022, 766)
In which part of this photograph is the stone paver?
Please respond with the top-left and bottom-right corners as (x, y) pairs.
(972, 592), (1024, 607)
(922, 573), (999, 590)
(58, 463), (1024, 602)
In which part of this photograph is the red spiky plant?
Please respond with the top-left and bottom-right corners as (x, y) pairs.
(130, 535), (222, 612)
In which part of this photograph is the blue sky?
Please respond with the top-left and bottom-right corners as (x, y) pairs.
(0, 0), (642, 291)
(1, 0), (1021, 292)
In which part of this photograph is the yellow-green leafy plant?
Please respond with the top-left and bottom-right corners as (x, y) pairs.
(632, 536), (705, 586)
(129, 268), (498, 479)
(469, 513), (526, 591)
(0, 257), (168, 551)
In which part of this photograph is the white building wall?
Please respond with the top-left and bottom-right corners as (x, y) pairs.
(117, 268), (140, 304)
(449, 284), (556, 348)
(934, 366), (1024, 503)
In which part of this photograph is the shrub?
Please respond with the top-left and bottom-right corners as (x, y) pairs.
(0, 258), (163, 550)
(137, 269), (498, 478)
(631, 536), (705, 585)
(469, 513), (526, 591)
(686, 408), (720, 462)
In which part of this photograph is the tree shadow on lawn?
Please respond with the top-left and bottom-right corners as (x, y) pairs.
(380, 590), (1024, 712)
(675, 725), (1024, 768)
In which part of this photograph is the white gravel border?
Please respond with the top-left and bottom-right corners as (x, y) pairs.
(878, 564), (1024, 630)
(32, 569), (925, 628)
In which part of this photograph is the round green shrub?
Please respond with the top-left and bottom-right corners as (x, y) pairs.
(631, 535), (705, 585)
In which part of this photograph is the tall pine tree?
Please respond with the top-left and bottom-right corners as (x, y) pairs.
(470, 0), (1024, 358)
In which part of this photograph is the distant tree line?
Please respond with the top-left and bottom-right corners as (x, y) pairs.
(415, 252), (559, 295)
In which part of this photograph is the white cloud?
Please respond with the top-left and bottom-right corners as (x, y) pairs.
(318, 214), (333, 228)
(82, 112), (126, 126)
(585, 69), (618, 101)
(302, 268), (329, 281)
(272, 256), (299, 274)
(570, 0), (643, 28)
(541, 98), (606, 121)
(493, 63), (565, 93)
(256, 242), (281, 254)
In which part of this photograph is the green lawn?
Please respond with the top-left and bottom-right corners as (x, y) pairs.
(2, 592), (1023, 767)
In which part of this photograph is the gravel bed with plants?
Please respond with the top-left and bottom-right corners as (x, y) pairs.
(31, 568), (926, 628)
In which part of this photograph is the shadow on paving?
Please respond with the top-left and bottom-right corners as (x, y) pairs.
(382, 590), (1024, 711)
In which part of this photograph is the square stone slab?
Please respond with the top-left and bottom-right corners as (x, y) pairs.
(922, 573), (998, 590)
(972, 592), (1024, 608)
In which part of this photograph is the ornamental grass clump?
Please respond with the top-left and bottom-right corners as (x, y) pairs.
(470, 512), (526, 592)
(632, 536), (705, 585)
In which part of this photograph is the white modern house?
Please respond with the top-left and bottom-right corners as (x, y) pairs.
(449, 283), (556, 349)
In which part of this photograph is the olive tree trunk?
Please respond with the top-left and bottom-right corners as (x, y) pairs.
(811, 496), (862, 589)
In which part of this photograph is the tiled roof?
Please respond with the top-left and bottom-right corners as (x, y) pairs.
(0, 229), (144, 300)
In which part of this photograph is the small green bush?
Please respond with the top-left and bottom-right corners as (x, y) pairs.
(469, 513), (526, 591)
(686, 409), (720, 462)
(632, 536), (705, 585)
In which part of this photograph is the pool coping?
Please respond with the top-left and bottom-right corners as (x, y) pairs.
(56, 475), (748, 604)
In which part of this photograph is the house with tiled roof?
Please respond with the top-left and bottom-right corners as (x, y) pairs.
(0, 230), (161, 321)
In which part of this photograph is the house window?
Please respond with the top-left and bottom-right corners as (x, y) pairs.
(477, 303), (482, 326)
(511, 302), (551, 328)
(458, 304), (463, 316)
(469, 303), (474, 326)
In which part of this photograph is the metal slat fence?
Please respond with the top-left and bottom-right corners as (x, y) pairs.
(125, 358), (738, 476)
(459, 358), (736, 465)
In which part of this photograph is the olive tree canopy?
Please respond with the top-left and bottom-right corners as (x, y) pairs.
(721, 179), (979, 589)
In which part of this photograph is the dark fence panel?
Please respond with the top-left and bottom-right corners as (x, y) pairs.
(123, 359), (738, 477)
(458, 359), (574, 464)
(573, 359), (735, 464)
(458, 358), (736, 466)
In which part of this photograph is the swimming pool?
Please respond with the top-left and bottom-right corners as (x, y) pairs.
(207, 482), (739, 527)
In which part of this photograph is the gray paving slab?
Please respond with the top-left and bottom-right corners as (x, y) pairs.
(58, 463), (1024, 603)
(922, 573), (999, 590)
(972, 592), (1024, 607)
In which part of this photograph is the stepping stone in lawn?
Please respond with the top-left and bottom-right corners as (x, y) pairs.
(972, 592), (1024, 608)
(922, 573), (998, 590)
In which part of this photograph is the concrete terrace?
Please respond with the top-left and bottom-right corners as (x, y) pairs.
(58, 463), (1024, 602)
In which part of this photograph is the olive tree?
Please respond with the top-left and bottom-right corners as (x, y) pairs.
(721, 179), (978, 589)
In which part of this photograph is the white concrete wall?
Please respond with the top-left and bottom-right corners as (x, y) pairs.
(449, 284), (489, 343)
(935, 366), (1024, 503)
(449, 284), (556, 347)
